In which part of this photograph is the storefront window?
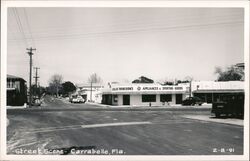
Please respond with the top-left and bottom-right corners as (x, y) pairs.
(160, 94), (172, 102)
(142, 95), (156, 102)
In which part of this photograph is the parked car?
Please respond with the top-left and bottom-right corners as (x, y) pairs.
(211, 93), (244, 118)
(34, 98), (42, 106)
(71, 95), (85, 103)
(182, 96), (203, 106)
(27, 96), (41, 106)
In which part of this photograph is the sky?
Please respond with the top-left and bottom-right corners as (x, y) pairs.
(7, 7), (244, 86)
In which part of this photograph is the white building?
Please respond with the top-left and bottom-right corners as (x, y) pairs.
(101, 83), (190, 106)
(75, 83), (104, 103)
(101, 81), (244, 106)
(192, 81), (244, 103)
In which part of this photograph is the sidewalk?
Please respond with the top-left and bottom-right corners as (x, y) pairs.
(182, 115), (244, 126)
(85, 102), (212, 110)
(6, 100), (212, 112)
(7, 104), (27, 109)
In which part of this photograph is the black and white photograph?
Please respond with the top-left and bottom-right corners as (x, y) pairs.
(1, 1), (249, 161)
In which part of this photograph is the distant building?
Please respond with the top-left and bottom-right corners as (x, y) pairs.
(192, 81), (244, 103)
(234, 63), (244, 81)
(75, 83), (104, 103)
(235, 63), (244, 69)
(7, 74), (27, 106)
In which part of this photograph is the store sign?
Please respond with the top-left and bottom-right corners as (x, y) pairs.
(111, 85), (186, 92)
(142, 87), (159, 90)
(112, 87), (133, 91)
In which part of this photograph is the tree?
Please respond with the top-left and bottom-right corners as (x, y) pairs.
(184, 76), (193, 82)
(88, 73), (102, 84)
(163, 81), (174, 85)
(48, 74), (63, 97)
(214, 65), (243, 81)
(88, 73), (102, 102)
(132, 76), (154, 83)
(173, 76), (193, 85)
(62, 81), (76, 95)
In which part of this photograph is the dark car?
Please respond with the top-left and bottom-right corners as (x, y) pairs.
(182, 97), (203, 106)
(211, 93), (244, 118)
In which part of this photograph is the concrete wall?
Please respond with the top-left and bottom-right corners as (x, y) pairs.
(117, 95), (123, 106)
(130, 95), (142, 106)
(85, 91), (103, 103)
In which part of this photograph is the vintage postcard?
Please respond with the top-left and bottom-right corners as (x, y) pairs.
(1, 1), (249, 161)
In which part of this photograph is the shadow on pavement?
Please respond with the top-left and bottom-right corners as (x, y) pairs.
(209, 116), (244, 120)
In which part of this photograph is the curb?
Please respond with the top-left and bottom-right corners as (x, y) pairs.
(86, 102), (212, 108)
(7, 107), (212, 113)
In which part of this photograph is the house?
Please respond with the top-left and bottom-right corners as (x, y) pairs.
(7, 74), (27, 106)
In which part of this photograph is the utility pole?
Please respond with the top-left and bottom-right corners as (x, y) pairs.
(90, 81), (93, 102)
(33, 67), (40, 97)
(189, 81), (192, 97)
(27, 47), (36, 108)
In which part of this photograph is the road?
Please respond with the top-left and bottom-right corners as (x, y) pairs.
(7, 96), (243, 155)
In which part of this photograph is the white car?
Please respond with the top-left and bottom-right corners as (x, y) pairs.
(71, 95), (85, 103)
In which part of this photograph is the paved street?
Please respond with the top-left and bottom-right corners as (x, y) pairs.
(7, 96), (243, 155)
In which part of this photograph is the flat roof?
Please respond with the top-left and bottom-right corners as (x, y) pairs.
(7, 74), (26, 81)
(192, 89), (244, 93)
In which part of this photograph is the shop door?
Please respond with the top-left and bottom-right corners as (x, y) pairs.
(176, 94), (183, 104)
(123, 95), (130, 105)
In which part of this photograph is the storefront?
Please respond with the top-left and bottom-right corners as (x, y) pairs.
(101, 83), (190, 106)
(191, 81), (244, 103)
(101, 81), (244, 106)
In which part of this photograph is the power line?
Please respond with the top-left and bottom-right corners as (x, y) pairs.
(8, 20), (243, 42)
(8, 8), (243, 42)
(8, 12), (27, 51)
(23, 8), (36, 48)
(16, 12), (242, 34)
(8, 11), (243, 41)
(12, 8), (29, 47)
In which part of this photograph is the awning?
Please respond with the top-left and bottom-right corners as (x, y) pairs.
(192, 89), (244, 93)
